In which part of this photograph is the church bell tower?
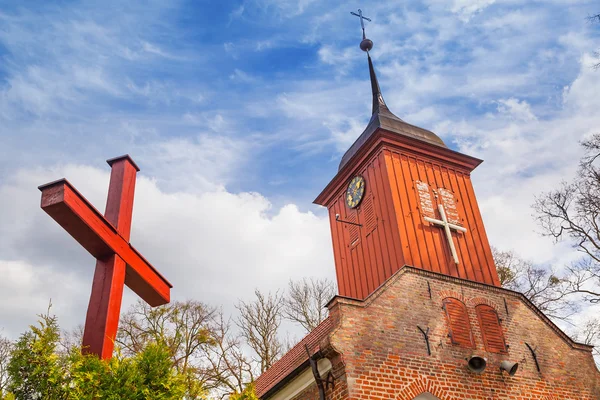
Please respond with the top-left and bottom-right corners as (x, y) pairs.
(314, 14), (500, 300)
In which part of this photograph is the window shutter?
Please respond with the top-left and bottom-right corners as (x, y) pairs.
(347, 209), (360, 246)
(361, 193), (377, 234)
(476, 305), (507, 353)
(443, 298), (474, 347)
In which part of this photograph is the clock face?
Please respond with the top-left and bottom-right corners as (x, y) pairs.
(346, 175), (366, 208)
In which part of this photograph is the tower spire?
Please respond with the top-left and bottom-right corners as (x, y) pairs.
(340, 9), (447, 171)
(367, 53), (388, 116)
(351, 9), (389, 116)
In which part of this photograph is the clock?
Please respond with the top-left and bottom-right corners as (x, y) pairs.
(346, 175), (366, 208)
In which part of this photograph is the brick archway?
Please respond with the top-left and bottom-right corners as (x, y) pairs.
(394, 378), (448, 400)
(413, 393), (441, 400)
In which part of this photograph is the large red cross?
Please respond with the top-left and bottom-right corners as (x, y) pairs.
(38, 155), (172, 359)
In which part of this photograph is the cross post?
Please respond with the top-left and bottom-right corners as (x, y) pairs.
(424, 204), (467, 264)
(38, 155), (172, 359)
(350, 9), (371, 39)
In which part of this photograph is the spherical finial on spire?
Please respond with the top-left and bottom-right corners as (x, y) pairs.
(360, 38), (373, 52)
(351, 9), (373, 52)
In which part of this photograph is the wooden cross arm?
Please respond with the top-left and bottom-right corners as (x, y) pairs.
(424, 216), (467, 232)
(39, 179), (172, 307)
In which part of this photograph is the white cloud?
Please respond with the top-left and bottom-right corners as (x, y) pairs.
(246, 0), (319, 18)
(562, 54), (600, 114)
(0, 163), (334, 339)
(424, 0), (496, 22)
(496, 98), (537, 122)
(139, 134), (249, 192)
(229, 69), (257, 83)
(450, 0), (496, 21)
(317, 45), (357, 71)
(433, 55), (600, 265)
(2, 0), (600, 343)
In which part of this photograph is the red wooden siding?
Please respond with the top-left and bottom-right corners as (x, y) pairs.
(476, 304), (507, 353)
(443, 298), (474, 348)
(384, 148), (499, 287)
(325, 140), (500, 300)
(328, 151), (403, 299)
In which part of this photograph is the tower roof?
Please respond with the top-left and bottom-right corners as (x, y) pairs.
(338, 53), (448, 171)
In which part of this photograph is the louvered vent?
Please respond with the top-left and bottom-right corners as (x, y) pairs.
(347, 209), (360, 246)
(362, 193), (377, 234)
(443, 298), (474, 348)
(476, 305), (507, 353)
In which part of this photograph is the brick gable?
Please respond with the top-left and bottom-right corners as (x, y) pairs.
(262, 267), (600, 400)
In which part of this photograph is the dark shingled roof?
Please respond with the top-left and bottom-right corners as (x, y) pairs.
(255, 317), (333, 399)
(338, 54), (447, 171)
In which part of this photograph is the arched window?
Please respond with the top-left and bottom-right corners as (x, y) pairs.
(442, 298), (474, 347)
(476, 304), (507, 353)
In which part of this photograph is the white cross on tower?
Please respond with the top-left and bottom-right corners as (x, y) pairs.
(424, 204), (467, 264)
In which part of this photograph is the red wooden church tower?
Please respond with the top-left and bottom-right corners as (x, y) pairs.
(255, 10), (600, 400)
(313, 51), (499, 300)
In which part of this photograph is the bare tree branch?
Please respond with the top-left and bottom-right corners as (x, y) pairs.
(117, 299), (216, 399)
(588, 13), (600, 69)
(283, 278), (335, 333)
(236, 290), (283, 373)
(573, 317), (600, 365)
(533, 133), (600, 304)
(201, 310), (256, 396)
(59, 324), (83, 354)
(492, 247), (576, 320)
(0, 334), (12, 395)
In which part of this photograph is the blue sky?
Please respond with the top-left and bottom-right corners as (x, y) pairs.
(0, 0), (599, 339)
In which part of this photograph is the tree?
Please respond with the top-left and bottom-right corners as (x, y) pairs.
(492, 247), (575, 320)
(236, 290), (284, 374)
(59, 325), (83, 355)
(7, 308), (67, 400)
(4, 307), (185, 400)
(533, 134), (600, 304)
(0, 335), (12, 396)
(229, 382), (259, 400)
(117, 299), (215, 399)
(201, 311), (255, 396)
(575, 318), (600, 360)
(283, 278), (335, 333)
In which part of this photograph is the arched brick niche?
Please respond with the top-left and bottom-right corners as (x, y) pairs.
(413, 393), (441, 400)
(442, 297), (474, 348)
(475, 304), (507, 353)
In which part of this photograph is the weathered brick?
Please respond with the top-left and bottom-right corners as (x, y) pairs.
(276, 267), (600, 400)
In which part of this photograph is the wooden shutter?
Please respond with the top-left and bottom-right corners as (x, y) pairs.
(476, 305), (507, 353)
(443, 298), (474, 347)
(347, 209), (360, 246)
(361, 193), (377, 234)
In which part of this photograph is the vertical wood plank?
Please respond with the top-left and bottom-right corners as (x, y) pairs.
(384, 151), (411, 269)
(82, 254), (126, 359)
(406, 156), (434, 271)
(105, 158), (138, 241)
(448, 169), (484, 283)
(439, 166), (477, 282)
(463, 175), (501, 286)
(417, 159), (442, 274)
(430, 163), (456, 277)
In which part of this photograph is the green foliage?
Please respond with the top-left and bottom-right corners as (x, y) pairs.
(228, 382), (258, 400)
(117, 300), (215, 399)
(6, 310), (67, 399)
(3, 309), (186, 400)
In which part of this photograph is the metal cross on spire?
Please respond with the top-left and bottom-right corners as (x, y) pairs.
(350, 9), (371, 40)
(350, 9), (374, 52)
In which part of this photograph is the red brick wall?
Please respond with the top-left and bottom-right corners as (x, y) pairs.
(294, 267), (600, 400)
